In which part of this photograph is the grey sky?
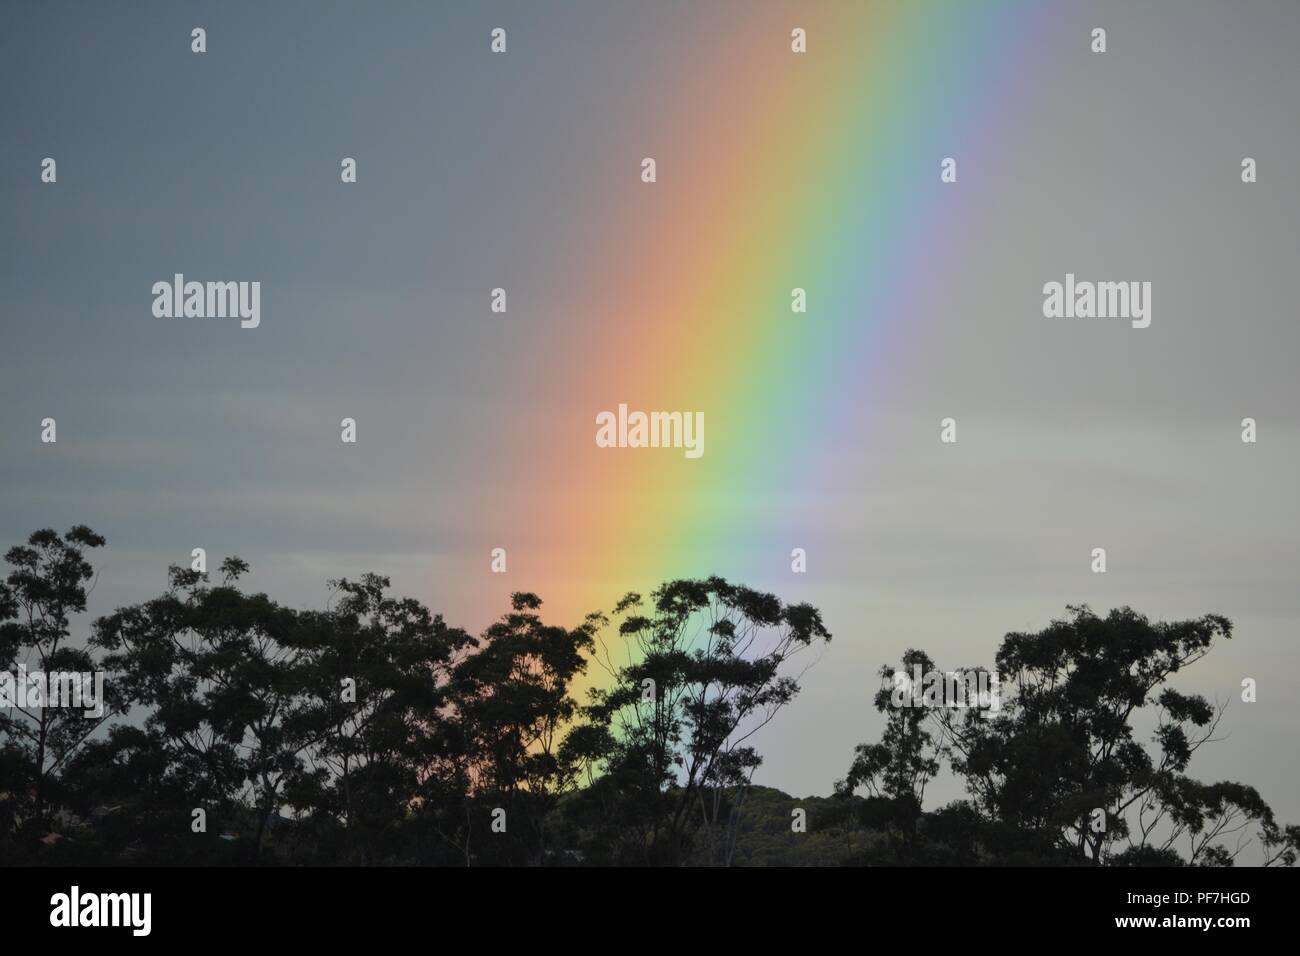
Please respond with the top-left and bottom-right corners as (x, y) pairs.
(2, 1), (1298, 834)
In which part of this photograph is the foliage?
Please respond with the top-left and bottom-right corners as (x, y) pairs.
(2, 529), (1295, 867)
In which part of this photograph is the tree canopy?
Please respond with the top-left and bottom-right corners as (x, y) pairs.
(1, 527), (1294, 867)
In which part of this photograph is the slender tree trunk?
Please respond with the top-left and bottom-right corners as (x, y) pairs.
(34, 713), (50, 827)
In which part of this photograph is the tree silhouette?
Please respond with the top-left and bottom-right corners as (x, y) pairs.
(91, 558), (313, 862)
(288, 573), (474, 863)
(441, 592), (598, 865)
(840, 605), (1300, 866)
(4, 527), (1296, 867)
(834, 648), (941, 860)
(564, 577), (831, 865)
(0, 526), (116, 835)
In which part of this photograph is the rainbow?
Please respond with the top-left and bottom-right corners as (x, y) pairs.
(467, 1), (1052, 653)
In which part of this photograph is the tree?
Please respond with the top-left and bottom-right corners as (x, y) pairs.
(566, 577), (830, 865)
(289, 573), (475, 863)
(91, 558), (313, 862)
(443, 592), (598, 865)
(934, 605), (1295, 865)
(0, 526), (117, 835)
(839, 606), (1299, 866)
(937, 606), (1237, 863)
(834, 649), (941, 860)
